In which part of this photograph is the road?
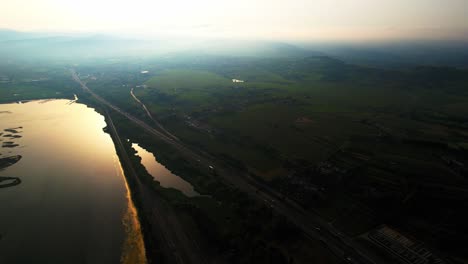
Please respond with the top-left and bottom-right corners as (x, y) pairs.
(72, 69), (382, 264)
(130, 87), (180, 142)
(106, 109), (207, 264)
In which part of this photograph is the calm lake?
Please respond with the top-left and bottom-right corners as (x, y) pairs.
(0, 99), (146, 264)
(132, 143), (199, 197)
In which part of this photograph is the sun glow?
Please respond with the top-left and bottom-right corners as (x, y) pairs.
(1, 0), (468, 41)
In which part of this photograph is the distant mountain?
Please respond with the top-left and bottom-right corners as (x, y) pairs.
(307, 42), (468, 69)
(0, 32), (170, 60)
(2, 29), (467, 67)
(195, 40), (319, 58)
(0, 29), (56, 42)
(0, 30), (318, 60)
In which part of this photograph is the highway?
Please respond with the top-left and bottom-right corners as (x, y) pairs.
(74, 71), (207, 264)
(130, 87), (180, 142)
(72, 69), (382, 264)
(106, 109), (207, 264)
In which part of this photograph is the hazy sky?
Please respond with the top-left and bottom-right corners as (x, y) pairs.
(1, 0), (467, 41)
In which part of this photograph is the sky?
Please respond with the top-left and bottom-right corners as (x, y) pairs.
(1, 0), (467, 42)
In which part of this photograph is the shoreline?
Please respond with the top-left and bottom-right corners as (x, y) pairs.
(0, 96), (149, 263)
(0, 95), (75, 105)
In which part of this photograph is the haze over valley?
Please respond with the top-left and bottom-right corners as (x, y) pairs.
(1, 1), (468, 264)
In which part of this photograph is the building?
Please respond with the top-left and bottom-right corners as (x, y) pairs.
(368, 225), (446, 264)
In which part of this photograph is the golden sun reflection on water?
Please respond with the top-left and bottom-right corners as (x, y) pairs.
(114, 155), (147, 264)
(0, 99), (148, 263)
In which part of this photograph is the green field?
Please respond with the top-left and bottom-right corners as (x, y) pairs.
(4, 54), (467, 262)
(122, 58), (468, 260)
(131, 61), (468, 181)
(0, 63), (76, 103)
